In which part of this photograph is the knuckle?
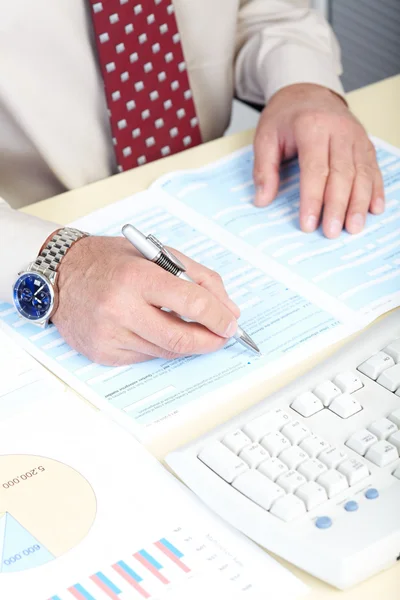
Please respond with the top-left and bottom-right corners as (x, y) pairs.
(330, 160), (355, 180)
(356, 162), (374, 179)
(204, 269), (223, 287)
(303, 159), (329, 179)
(167, 330), (195, 355)
(296, 110), (326, 131)
(190, 293), (211, 321)
(113, 261), (137, 287)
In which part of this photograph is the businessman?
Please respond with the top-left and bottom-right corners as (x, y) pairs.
(0, 1), (384, 365)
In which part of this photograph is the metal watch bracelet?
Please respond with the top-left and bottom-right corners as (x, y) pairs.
(31, 227), (89, 281)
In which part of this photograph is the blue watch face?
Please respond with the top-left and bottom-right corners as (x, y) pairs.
(13, 273), (53, 321)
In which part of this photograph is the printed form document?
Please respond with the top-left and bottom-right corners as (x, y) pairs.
(0, 137), (399, 440)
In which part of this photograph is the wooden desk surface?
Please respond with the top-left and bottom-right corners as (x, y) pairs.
(24, 75), (400, 598)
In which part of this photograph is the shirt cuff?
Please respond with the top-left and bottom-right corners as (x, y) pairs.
(0, 204), (60, 303)
(238, 41), (345, 106)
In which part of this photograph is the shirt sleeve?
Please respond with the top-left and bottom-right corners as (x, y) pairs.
(0, 197), (60, 303)
(235, 0), (345, 105)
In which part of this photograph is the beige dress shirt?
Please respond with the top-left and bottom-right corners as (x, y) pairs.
(0, 0), (344, 302)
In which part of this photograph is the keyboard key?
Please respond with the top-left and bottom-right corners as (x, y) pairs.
(317, 470), (348, 498)
(239, 443), (270, 468)
(358, 352), (394, 380)
(333, 371), (363, 394)
(279, 446), (309, 469)
(365, 441), (399, 467)
(243, 408), (291, 442)
(338, 458), (370, 485)
(295, 481), (328, 510)
(290, 392), (324, 417)
(232, 469), (285, 511)
(365, 488), (379, 500)
(260, 432), (290, 457)
(315, 516), (332, 529)
(276, 470), (307, 493)
(270, 494), (306, 522)
(377, 363), (400, 392)
(281, 420), (310, 445)
(222, 429), (251, 454)
(388, 430), (400, 451)
(329, 393), (362, 419)
(313, 380), (341, 406)
(198, 441), (249, 483)
(368, 418), (398, 440)
(384, 339), (400, 363)
(258, 457), (288, 481)
(346, 429), (378, 455)
(297, 458), (328, 481)
(299, 435), (330, 458)
(393, 465), (400, 479)
(388, 408), (400, 428)
(319, 447), (347, 469)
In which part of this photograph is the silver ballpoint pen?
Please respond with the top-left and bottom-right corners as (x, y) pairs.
(122, 224), (261, 355)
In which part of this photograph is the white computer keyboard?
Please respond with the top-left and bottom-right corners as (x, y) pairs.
(166, 311), (400, 590)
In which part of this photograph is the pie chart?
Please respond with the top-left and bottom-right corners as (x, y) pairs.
(0, 455), (97, 573)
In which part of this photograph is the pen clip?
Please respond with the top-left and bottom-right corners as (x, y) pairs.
(147, 234), (187, 272)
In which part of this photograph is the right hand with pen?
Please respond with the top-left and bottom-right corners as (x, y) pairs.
(51, 236), (240, 366)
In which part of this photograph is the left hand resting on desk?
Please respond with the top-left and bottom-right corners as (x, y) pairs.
(252, 83), (385, 238)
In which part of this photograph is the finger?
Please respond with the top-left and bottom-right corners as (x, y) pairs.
(370, 160), (385, 215)
(297, 122), (330, 233)
(118, 328), (183, 361)
(344, 139), (375, 234)
(170, 248), (240, 318)
(127, 304), (229, 356)
(253, 126), (281, 207)
(143, 270), (238, 339)
(322, 132), (355, 238)
(94, 348), (154, 367)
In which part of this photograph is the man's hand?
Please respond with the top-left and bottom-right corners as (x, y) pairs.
(51, 236), (240, 366)
(253, 83), (385, 238)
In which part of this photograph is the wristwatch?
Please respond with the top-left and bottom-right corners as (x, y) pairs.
(13, 227), (88, 327)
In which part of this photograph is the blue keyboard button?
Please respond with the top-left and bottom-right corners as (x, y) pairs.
(365, 488), (379, 500)
(315, 516), (332, 529)
(344, 500), (359, 512)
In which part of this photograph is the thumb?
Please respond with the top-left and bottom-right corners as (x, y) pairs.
(253, 127), (281, 207)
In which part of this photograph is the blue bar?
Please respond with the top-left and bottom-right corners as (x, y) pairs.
(73, 584), (96, 600)
(51, 596), (62, 600)
(139, 549), (162, 570)
(160, 538), (184, 559)
(117, 560), (143, 582)
(95, 571), (121, 594)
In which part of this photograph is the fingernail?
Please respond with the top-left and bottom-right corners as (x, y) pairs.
(374, 197), (385, 214)
(224, 320), (238, 338)
(304, 215), (318, 232)
(348, 212), (364, 233)
(327, 218), (342, 238)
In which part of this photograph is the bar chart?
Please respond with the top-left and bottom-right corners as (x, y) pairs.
(49, 525), (257, 599)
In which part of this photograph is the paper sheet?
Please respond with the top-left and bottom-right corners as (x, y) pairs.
(0, 392), (308, 600)
(154, 136), (400, 317)
(0, 137), (399, 439)
(0, 192), (351, 440)
(0, 329), (63, 419)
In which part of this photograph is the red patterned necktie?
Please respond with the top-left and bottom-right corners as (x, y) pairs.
(89, 0), (202, 171)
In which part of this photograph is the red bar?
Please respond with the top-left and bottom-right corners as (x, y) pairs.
(134, 552), (169, 584)
(112, 563), (150, 599)
(154, 541), (190, 573)
(90, 575), (119, 600)
(68, 588), (87, 600)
